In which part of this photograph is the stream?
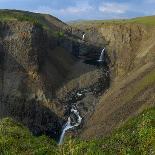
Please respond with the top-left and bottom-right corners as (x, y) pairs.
(58, 47), (106, 145)
(58, 105), (82, 145)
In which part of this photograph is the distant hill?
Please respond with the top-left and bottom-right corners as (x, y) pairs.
(70, 15), (155, 26)
(0, 9), (68, 31)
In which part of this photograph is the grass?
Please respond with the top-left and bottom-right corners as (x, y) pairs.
(0, 118), (58, 155)
(128, 16), (155, 26)
(0, 107), (155, 155)
(71, 15), (155, 27)
(61, 107), (155, 155)
(0, 10), (66, 38)
(122, 69), (155, 104)
(0, 10), (42, 26)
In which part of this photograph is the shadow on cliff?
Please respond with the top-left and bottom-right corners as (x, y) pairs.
(0, 32), (111, 141)
(0, 52), (63, 141)
(36, 35), (111, 101)
(55, 37), (111, 95)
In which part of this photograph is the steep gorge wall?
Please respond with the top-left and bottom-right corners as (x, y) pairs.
(0, 21), (76, 139)
(99, 23), (155, 77)
(0, 20), (109, 139)
(71, 23), (155, 139)
(72, 23), (155, 78)
(1, 19), (154, 141)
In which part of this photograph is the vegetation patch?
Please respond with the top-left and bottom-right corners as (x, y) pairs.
(0, 107), (155, 154)
(122, 69), (155, 104)
(71, 15), (155, 27)
(0, 118), (57, 155)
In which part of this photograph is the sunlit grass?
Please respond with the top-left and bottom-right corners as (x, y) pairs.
(0, 107), (154, 154)
(71, 15), (155, 27)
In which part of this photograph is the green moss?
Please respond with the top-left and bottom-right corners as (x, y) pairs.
(72, 15), (155, 27)
(61, 107), (155, 155)
(56, 31), (64, 37)
(0, 118), (58, 155)
(128, 16), (155, 26)
(122, 69), (155, 103)
(0, 107), (155, 154)
(0, 10), (68, 38)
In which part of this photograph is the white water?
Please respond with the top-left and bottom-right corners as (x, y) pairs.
(97, 48), (105, 62)
(58, 106), (82, 145)
(82, 33), (85, 40)
(77, 92), (82, 97)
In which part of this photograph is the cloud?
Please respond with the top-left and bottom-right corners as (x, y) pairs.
(99, 2), (129, 14)
(58, 4), (93, 14)
(34, 6), (53, 14)
(34, 1), (94, 16)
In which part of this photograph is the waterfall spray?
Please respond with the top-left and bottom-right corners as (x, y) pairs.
(58, 106), (82, 145)
(82, 33), (85, 41)
(97, 48), (105, 62)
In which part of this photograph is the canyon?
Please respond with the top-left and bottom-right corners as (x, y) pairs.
(0, 10), (154, 145)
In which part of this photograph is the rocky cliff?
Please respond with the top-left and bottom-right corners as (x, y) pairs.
(72, 22), (155, 77)
(0, 11), (109, 140)
(0, 10), (155, 141)
(71, 21), (155, 139)
(0, 21), (66, 139)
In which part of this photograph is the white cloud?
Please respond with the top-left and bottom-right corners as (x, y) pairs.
(99, 2), (129, 14)
(34, 1), (93, 15)
(34, 6), (53, 14)
(58, 5), (93, 14)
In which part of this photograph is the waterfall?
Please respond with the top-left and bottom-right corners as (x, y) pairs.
(82, 33), (85, 40)
(77, 92), (82, 97)
(98, 48), (105, 62)
(58, 105), (82, 145)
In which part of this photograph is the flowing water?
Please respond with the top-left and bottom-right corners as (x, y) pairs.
(82, 33), (85, 40)
(98, 48), (105, 62)
(58, 105), (82, 145)
(58, 48), (106, 145)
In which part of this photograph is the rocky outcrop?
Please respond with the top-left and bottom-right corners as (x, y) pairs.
(0, 21), (72, 140)
(0, 19), (110, 140)
(71, 22), (155, 139)
(72, 23), (155, 78)
(2, 11), (154, 142)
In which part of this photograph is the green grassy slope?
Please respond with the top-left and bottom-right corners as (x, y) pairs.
(0, 118), (58, 155)
(70, 15), (155, 26)
(0, 9), (67, 31)
(62, 108), (155, 155)
(0, 107), (154, 155)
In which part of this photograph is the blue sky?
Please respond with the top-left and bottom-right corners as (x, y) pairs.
(0, 0), (155, 21)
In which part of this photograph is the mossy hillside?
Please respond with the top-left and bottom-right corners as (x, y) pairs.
(71, 15), (155, 27)
(0, 10), (42, 27)
(0, 10), (68, 38)
(121, 68), (155, 104)
(0, 118), (58, 155)
(0, 107), (155, 155)
(61, 107), (155, 155)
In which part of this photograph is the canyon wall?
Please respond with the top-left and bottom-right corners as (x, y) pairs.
(72, 23), (155, 77)
(71, 22), (155, 139)
(0, 13), (155, 141)
(0, 19), (109, 139)
(0, 21), (74, 139)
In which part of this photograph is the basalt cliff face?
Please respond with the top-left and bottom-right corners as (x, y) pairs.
(0, 21), (69, 139)
(0, 11), (155, 141)
(0, 11), (109, 140)
(71, 22), (155, 139)
(72, 23), (155, 77)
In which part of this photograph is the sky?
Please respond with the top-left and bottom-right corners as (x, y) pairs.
(0, 0), (155, 21)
